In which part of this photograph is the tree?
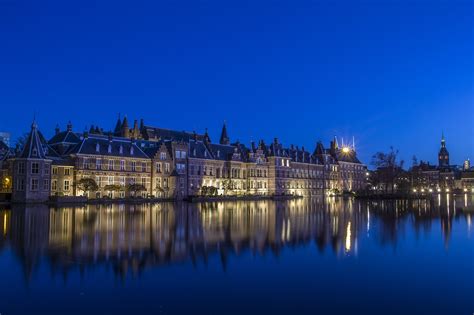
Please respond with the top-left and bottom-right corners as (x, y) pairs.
(371, 147), (405, 193)
(127, 183), (146, 197)
(14, 133), (29, 152)
(221, 179), (235, 195)
(76, 178), (99, 196)
(104, 184), (123, 192)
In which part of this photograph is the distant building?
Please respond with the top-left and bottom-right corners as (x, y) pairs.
(410, 134), (473, 193)
(0, 132), (10, 147)
(463, 159), (470, 171)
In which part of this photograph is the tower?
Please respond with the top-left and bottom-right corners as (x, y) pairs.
(12, 120), (52, 203)
(438, 133), (449, 167)
(219, 122), (230, 145)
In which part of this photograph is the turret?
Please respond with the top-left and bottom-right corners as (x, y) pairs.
(438, 133), (450, 167)
(219, 122), (230, 145)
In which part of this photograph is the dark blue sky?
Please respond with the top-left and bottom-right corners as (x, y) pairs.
(0, 0), (472, 166)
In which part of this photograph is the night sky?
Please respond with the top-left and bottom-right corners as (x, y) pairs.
(0, 0), (472, 166)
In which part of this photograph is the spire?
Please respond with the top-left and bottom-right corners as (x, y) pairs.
(204, 128), (211, 143)
(19, 120), (47, 159)
(352, 136), (356, 151)
(67, 121), (73, 132)
(441, 132), (446, 148)
(114, 114), (122, 134)
(334, 136), (339, 149)
(132, 119), (140, 138)
(122, 116), (130, 138)
(219, 121), (230, 145)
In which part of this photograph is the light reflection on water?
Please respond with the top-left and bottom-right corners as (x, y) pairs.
(0, 195), (472, 314)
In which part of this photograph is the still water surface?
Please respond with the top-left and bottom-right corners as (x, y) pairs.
(0, 196), (472, 315)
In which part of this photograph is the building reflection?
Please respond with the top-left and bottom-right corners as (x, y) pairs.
(0, 195), (472, 280)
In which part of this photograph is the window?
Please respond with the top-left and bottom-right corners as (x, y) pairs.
(64, 180), (70, 191)
(43, 179), (49, 190)
(96, 159), (102, 170)
(108, 176), (114, 185)
(32, 162), (39, 174)
(44, 166), (50, 175)
(160, 152), (167, 160)
(31, 179), (39, 191)
(142, 162), (147, 172)
(156, 162), (162, 173)
(176, 163), (185, 173)
(120, 160), (125, 171)
(176, 150), (186, 159)
(119, 176), (125, 185)
(83, 158), (88, 169)
(17, 179), (25, 191)
(156, 178), (161, 188)
(164, 163), (170, 173)
(119, 145), (123, 154)
(108, 160), (113, 170)
(52, 180), (57, 191)
(52, 167), (58, 175)
(131, 161), (136, 171)
(163, 178), (169, 188)
(18, 163), (25, 175)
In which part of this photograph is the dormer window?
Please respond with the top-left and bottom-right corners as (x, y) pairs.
(119, 145), (123, 155)
(96, 143), (100, 153)
(193, 149), (196, 156)
(130, 146), (134, 155)
(32, 148), (37, 157)
(217, 150), (220, 157)
(108, 144), (112, 154)
(204, 150), (208, 158)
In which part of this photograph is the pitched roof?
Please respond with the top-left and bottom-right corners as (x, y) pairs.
(189, 140), (214, 160)
(142, 126), (206, 142)
(67, 135), (149, 159)
(18, 121), (59, 159)
(48, 130), (81, 145)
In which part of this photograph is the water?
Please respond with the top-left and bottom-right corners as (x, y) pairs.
(0, 196), (472, 315)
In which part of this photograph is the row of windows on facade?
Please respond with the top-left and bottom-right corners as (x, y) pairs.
(276, 181), (325, 189)
(275, 169), (326, 178)
(15, 178), (51, 191)
(16, 162), (49, 175)
(82, 158), (150, 172)
(188, 166), (268, 178)
(189, 179), (267, 190)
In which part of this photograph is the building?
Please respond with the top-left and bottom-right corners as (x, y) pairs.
(3, 117), (367, 202)
(410, 134), (473, 193)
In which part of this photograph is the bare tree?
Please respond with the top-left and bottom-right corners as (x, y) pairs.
(371, 147), (405, 193)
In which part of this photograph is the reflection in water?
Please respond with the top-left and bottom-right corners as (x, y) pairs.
(0, 195), (472, 281)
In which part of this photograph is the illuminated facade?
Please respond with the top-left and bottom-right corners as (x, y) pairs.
(410, 135), (473, 193)
(4, 118), (367, 202)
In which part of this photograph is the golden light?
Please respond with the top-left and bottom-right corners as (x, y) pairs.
(342, 147), (350, 153)
(345, 222), (352, 252)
